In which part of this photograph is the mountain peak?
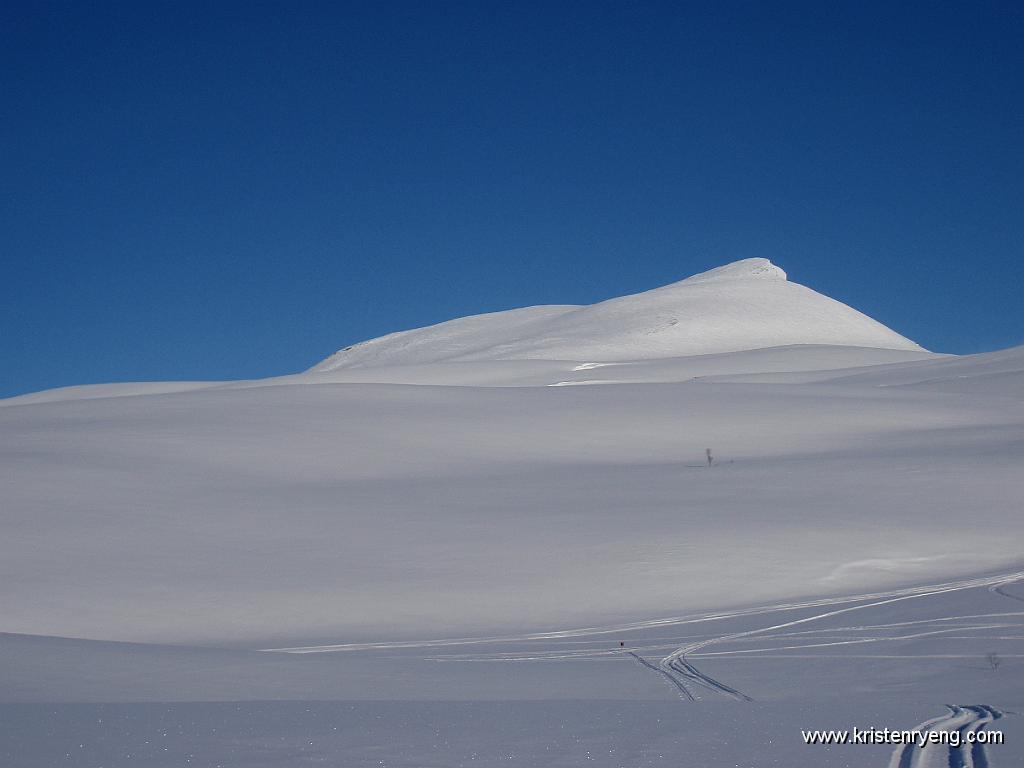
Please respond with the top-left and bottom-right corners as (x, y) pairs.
(681, 258), (787, 284)
(312, 258), (923, 371)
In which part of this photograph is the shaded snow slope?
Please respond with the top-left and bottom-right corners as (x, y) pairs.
(313, 259), (923, 370)
(685, 344), (1023, 397)
(2, 362), (1022, 646)
(826, 342), (1024, 394)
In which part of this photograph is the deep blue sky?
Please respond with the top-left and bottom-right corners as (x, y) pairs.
(2, 1), (1022, 397)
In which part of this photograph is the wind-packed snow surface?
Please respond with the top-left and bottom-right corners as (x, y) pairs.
(2, 260), (1022, 767)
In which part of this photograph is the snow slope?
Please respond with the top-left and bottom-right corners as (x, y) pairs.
(4, 568), (1024, 767)
(826, 342), (1024, 393)
(679, 343), (1024, 392)
(313, 259), (923, 370)
(3, 265), (1022, 767)
(0, 345), (936, 403)
(2, 349), (1022, 646)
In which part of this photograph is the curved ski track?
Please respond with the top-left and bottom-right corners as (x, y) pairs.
(261, 569), (1024, 713)
(888, 705), (1003, 768)
(649, 571), (1024, 702)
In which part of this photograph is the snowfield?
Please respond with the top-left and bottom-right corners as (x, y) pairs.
(2, 260), (1021, 767)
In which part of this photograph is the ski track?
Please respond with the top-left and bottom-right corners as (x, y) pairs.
(888, 705), (1003, 768)
(260, 569), (1024, 715)
(649, 571), (1024, 702)
(664, 655), (753, 701)
(262, 569), (1024, 654)
(627, 652), (695, 701)
(990, 579), (1024, 603)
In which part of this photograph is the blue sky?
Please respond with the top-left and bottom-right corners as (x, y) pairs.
(2, 1), (1021, 397)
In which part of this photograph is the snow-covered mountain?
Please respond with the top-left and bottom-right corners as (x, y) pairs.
(312, 258), (922, 371)
(4, 263), (1023, 768)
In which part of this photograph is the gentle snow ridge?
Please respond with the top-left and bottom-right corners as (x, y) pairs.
(312, 258), (922, 371)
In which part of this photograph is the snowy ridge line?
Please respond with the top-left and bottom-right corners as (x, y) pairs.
(260, 569), (1024, 654)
